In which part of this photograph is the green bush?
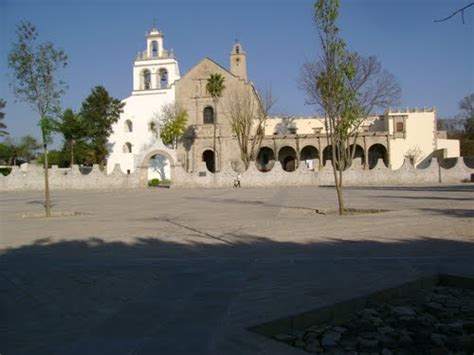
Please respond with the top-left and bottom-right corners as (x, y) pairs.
(0, 167), (12, 176)
(160, 179), (171, 185)
(148, 178), (160, 187)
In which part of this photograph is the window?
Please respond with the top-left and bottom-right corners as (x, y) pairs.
(142, 69), (151, 90)
(235, 45), (240, 54)
(123, 142), (132, 153)
(396, 122), (404, 132)
(151, 41), (158, 57)
(159, 69), (168, 89)
(124, 120), (133, 132)
(203, 106), (214, 124)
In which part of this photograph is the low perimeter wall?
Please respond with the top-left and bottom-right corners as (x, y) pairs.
(0, 158), (473, 191)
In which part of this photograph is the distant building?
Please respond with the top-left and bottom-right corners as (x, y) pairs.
(107, 26), (460, 181)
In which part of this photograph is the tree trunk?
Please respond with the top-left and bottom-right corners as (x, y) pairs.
(331, 159), (345, 215)
(330, 135), (345, 216)
(70, 139), (75, 167)
(43, 143), (52, 217)
(213, 98), (218, 176)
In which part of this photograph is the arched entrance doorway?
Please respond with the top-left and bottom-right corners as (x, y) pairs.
(278, 146), (297, 172)
(138, 146), (176, 188)
(147, 153), (171, 186)
(202, 150), (215, 173)
(368, 144), (389, 169)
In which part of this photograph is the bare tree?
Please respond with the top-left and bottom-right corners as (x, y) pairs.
(405, 146), (423, 166)
(300, 54), (400, 170)
(301, 54), (400, 115)
(225, 86), (276, 170)
(459, 93), (474, 137)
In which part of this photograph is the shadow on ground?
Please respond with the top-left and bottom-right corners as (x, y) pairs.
(1, 232), (474, 354)
(342, 184), (474, 193)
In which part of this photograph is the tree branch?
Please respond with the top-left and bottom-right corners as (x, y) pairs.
(434, 2), (474, 24)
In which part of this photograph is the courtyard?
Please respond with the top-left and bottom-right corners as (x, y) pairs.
(1, 185), (473, 354)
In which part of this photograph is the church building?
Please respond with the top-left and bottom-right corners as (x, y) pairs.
(107, 27), (179, 180)
(107, 26), (460, 184)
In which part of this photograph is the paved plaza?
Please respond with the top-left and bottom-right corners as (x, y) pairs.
(1, 185), (473, 354)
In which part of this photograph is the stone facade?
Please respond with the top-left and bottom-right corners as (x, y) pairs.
(170, 40), (459, 177)
(101, 26), (463, 188)
(174, 49), (258, 173)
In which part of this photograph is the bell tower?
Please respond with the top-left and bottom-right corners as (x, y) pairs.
(145, 26), (164, 58)
(230, 40), (247, 81)
(132, 26), (179, 93)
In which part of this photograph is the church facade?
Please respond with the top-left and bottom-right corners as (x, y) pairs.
(107, 26), (460, 183)
(106, 27), (179, 180)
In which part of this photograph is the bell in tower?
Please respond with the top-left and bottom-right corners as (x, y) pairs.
(230, 40), (247, 81)
(146, 26), (164, 58)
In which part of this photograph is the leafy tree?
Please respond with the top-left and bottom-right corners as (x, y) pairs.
(1, 135), (41, 165)
(80, 85), (125, 168)
(303, 0), (400, 215)
(54, 108), (88, 166)
(8, 21), (67, 216)
(36, 149), (67, 167)
(225, 86), (276, 170)
(0, 143), (9, 164)
(62, 140), (94, 166)
(206, 73), (225, 173)
(0, 99), (8, 136)
(153, 103), (188, 149)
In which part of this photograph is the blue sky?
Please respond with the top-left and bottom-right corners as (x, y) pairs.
(1, 0), (473, 145)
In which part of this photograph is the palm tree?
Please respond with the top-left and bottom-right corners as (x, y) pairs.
(206, 73), (225, 174)
(0, 99), (9, 137)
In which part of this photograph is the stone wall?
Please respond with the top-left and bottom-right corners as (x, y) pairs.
(0, 164), (140, 192)
(0, 158), (473, 192)
(173, 158), (474, 188)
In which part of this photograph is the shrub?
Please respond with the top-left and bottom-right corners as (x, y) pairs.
(160, 179), (171, 185)
(0, 167), (12, 176)
(148, 178), (160, 187)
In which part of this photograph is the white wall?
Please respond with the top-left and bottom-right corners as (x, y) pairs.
(107, 89), (176, 174)
(388, 111), (436, 169)
(437, 139), (460, 158)
(133, 59), (180, 91)
(107, 27), (180, 175)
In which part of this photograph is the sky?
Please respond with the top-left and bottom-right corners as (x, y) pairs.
(1, 0), (473, 146)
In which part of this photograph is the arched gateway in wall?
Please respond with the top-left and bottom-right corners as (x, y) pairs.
(135, 142), (178, 188)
